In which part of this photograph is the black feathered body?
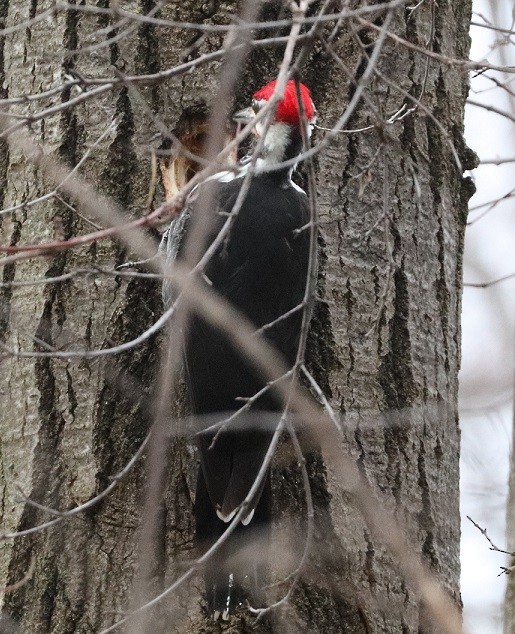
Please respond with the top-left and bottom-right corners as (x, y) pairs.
(161, 169), (310, 614)
(186, 172), (310, 415)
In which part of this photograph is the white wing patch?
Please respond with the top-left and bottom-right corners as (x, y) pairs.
(216, 508), (237, 523)
(288, 177), (306, 194)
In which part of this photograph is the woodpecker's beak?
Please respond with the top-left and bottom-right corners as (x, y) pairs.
(233, 107), (255, 124)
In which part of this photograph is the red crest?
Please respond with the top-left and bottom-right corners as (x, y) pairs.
(253, 80), (315, 124)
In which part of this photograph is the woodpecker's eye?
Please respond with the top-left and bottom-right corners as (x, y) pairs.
(252, 99), (267, 112)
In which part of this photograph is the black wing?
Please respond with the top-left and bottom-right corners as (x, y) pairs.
(183, 174), (310, 414)
(160, 173), (311, 517)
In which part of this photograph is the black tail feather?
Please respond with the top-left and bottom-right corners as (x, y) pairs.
(195, 468), (272, 618)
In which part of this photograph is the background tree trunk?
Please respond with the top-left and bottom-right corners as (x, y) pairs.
(504, 385), (515, 633)
(0, 1), (475, 632)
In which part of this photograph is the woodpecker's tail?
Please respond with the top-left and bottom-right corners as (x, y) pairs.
(195, 467), (272, 619)
(204, 570), (250, 621)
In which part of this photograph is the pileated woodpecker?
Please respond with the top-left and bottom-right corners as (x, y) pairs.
(161, 80), (316, 619)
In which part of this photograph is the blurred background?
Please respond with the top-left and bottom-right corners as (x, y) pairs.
(460, 1), (515, 631)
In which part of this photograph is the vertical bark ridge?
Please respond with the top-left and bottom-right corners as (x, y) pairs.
(2, 2), (87, 627)
(0, 0), (12, 339)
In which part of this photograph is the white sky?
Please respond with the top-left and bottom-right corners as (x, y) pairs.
(460, 1), (515, 632)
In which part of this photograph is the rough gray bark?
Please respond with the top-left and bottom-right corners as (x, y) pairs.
(0, 1), (475, 632)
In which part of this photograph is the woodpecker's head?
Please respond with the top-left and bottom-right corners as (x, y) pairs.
(234, 80), (316, 169)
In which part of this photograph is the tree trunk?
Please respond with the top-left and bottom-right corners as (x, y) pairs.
(0, 1), (475, 632)
(504, 381), (515, 632)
